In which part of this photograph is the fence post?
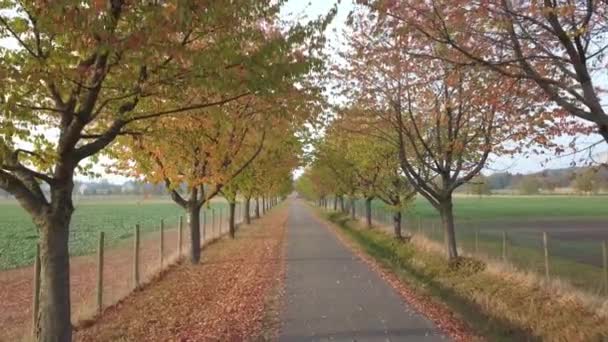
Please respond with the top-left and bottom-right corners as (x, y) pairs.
(96, 231), (105, 314)
(603, 241), (608, 294)
(219, 207), (223, 235)
(211, 208), (216, 239)
(202, 210), (207, 243)
(32, 243), (41, 336)
(178, 216), (183, 256)
(543, 232), (550, 280)
(133, 224), (140, 289)
(160, 219), (165, 269)
(502, 231), (507, 262)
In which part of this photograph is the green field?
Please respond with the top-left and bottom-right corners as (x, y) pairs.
(351, 195), (608, 293)
(0, 198), (230, 270)
(408, 194), (608, 220)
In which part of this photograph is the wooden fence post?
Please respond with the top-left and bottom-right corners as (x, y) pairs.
(211, 208), (216, 239)
(603, 241), (608, 294)
(160, 219), (164, 269)
(202, 210), (207, 242)
(178, 216), (183, 256)
(32, 243), (41, 336)
(502, 231), (507, 262)
(133, 224), (140, 289)
(543, 232), (550, 280)
(96, 231), (105, 314)
(219, 207), (223, 235)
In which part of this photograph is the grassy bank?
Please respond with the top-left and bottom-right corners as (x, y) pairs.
(323, 211), (608, 341)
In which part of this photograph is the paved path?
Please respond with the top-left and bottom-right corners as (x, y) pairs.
(279, 200), (446, 342)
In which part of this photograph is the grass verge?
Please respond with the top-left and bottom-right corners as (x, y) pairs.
(323, 210), (608, 341)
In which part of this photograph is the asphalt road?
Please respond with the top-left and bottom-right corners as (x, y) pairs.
(279, 200), (447, 342)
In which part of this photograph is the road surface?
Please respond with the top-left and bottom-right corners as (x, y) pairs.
(279, 199), (447, 342)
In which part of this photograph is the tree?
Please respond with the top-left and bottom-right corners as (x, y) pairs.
(0, 1), (334, 339)
(222, 128), (303, 232)
(518, 175), (541, 195)
(313, 129), (360, 219)
(111, 99), (270, 262)
(328, 115), (417, 234)
(359, 135), (416, 239)
(338, 6), (521, 260)
(468, 175), (491, 197)
(365, 0), (606, 144)
(319, 121), (382, 226)
(573, 169), (599, 194)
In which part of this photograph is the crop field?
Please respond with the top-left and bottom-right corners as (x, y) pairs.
(355, 195), (608, 294)
(409, 194), (608, 221)
(0, 197), (230, 270)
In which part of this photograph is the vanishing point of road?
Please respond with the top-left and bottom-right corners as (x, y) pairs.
(279, 199), (447, 342)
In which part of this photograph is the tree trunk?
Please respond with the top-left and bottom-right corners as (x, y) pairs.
(365, 197), (373, 228)
(228, 201), (236, 238)
(245, 197), (251, 224)
(255, 198), (260, 218)
(188, 205), (202, 264)
(439, 196), (458, 260)
(393, 211), (402, 239)
(350, 197), (356, 220)
(36, 216), (72, 342)
(262, 197), (266, 215)
(333, 196), (338, 211)
(339, 196), (345, 213)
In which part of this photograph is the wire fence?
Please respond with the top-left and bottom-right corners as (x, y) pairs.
(320, 197), (608, 296)
(0, 197), (276, 342)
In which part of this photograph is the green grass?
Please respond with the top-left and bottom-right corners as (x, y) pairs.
(324, 211), (608, 341)
(351, 195), (608, 292)
(407, 195), (608, 220)
(0, 198), (229, 270)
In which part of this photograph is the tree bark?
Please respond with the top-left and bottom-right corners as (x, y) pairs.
(187, 204), (202, 264)
(36, 215), (72, 342)
(245, 197), (251, 224)
(262, 197), (266, 215)
(365, 197), (373, 228)
(350, 197), (356, 220)
(393, 210), (403, 239)
(339, 196), (345, 213)
(255, 197), (260, 218)
(439, 196), (458, 260)
(333, 196), (338, 211)
(228, 201), (236, 238)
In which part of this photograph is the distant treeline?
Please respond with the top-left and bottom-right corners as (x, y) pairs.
(461, 166), (608, 195)
(0, 180), (170, 199)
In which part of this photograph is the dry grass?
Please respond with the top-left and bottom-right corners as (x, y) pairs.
(324, 210), (608, 341)
(412, 233), (608, 320)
